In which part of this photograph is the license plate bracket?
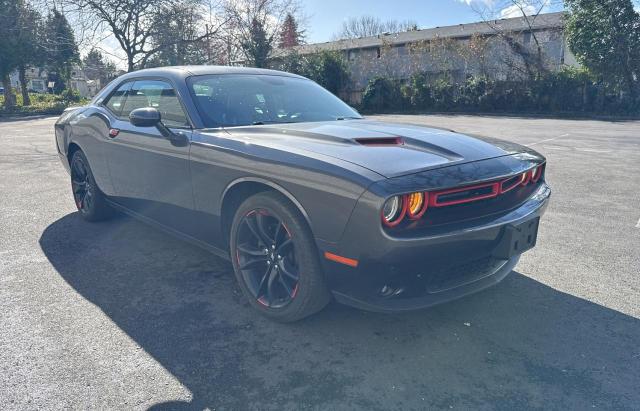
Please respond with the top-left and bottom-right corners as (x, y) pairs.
(493, 217), (540, 259)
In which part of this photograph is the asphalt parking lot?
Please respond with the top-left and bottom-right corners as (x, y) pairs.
(1, 114), (639, 410)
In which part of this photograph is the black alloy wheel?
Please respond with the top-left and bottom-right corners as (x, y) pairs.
(235, 209), (299, 308)
(70, 150), (112, 221)
(230, 192), (331, 322)
(71, 153), (95, 215)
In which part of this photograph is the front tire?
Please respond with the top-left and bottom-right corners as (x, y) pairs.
(230, 191), (331, 322)
(70, 150), (112, 222)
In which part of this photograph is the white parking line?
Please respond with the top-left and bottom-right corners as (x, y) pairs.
(636, 218), (640, 228)
(543, 145), (570, 151)
(527, 134), (570, 147)
(575, 148), (613, 154)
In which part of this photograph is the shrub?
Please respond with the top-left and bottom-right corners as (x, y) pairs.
(431, 78), (456, 110)
(405, 72), (432, 109)
(0, 92), (88, 116)
(362, 77), (409, 112)
(359, 68), (639, 115)
(61, 88), (82, 103)
(303, 51), (350, 95)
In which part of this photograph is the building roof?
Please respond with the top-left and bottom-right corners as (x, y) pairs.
(274, 12), (565, 57)
(119, 65), (305, 79)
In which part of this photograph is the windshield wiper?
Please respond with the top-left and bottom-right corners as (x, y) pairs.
(335, 116), (363, 121)
(252, 120), (295, 125)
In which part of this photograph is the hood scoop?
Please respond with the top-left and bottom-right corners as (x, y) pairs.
(224, 120), (516, 178)
(355, 137), (404, 146)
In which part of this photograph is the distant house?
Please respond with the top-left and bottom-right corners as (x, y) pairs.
(9, 67), (48, 93)
(8, 65), (120, 98)
(270, 12), (579, 104)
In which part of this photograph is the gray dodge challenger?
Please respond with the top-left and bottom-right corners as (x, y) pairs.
(55, 66), (550, 322)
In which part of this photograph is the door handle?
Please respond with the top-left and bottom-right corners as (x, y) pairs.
(108, 128), (120, 138)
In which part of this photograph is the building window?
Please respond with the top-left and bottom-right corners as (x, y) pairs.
(524, 32), (532, 44)
(348, 50), (357, 61)
(30, 80), (45, 92)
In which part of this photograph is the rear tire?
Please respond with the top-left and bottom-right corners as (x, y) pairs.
(230, 191), (331, 322)
(70, 150), (113, 222)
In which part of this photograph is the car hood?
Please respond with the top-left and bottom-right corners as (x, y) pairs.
(223, 120), (533, 178)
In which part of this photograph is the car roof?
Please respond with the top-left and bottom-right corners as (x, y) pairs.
(117, 65), (306, 82)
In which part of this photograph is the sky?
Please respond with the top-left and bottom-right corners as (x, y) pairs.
(93, 0), (567, 69)
(85, 0), (640, 69)
(301, 0), (562, 43)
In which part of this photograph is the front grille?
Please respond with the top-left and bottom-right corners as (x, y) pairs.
(433, 183), (499, 207)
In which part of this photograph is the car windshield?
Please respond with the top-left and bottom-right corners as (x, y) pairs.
(187, 74), (362, 128)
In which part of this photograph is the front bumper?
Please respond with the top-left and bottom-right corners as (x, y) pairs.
(320, 183), (551, 313)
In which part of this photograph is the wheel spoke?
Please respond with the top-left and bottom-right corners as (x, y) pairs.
(255, 265), (272, 298)
(85, 192), (91, 210)
(275, 238), (292, 254)
(266, 267), (278, 302)
(279, 260), (299, 281)
(72, 160), (86, 180)
(274, 223), (284, 244)
(239, 256), (268, 270)
(278, 274), (293, 296)
(237, 242), (266, 257)
(256, 213), (275, 244)
(72, 178), (86, 187)
(245, 215), (270, 246)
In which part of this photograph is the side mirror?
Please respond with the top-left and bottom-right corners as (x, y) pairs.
(129, 107), (161, 127)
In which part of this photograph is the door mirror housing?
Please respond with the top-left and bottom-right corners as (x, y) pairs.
(128, 106), (188, 147)
(129, 107), (161, 127)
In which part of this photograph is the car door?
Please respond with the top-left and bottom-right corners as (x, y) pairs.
(105, 78), (196, 233)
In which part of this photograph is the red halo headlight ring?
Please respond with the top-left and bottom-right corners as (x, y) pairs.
(406, 192), (429, 220)
(381, 196), (408, 227)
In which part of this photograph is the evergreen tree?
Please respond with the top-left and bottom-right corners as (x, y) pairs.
(82, 50), (116, 87)
(242, 18), (271, 68)
(44, 8), (79, 93)
(0, 0), (22, 108)
(278, 14), (304, 48)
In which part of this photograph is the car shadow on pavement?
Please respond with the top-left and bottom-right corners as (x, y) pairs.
(40, 213), (640, 410)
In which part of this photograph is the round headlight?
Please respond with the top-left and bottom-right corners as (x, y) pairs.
(406, 192), (427, 219)
(382, 196), (405, 226)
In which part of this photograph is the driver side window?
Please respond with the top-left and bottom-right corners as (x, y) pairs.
(120, 80), (189, 128)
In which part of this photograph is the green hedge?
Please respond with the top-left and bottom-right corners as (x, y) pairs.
(361, 68), (640, 115)
(0, 90), (87, 116)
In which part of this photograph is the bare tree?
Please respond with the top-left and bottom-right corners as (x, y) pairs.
(469, 0), (563, 79)
(61, 0), (227, 71)
(334, 15), (418, 40)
